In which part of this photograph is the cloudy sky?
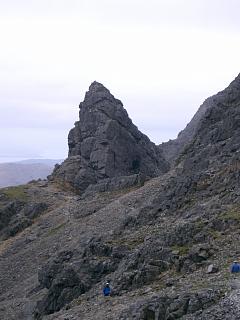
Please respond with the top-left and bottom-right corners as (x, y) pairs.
(0, 0), (240, 162)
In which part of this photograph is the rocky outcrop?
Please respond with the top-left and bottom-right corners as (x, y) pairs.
(52, 82), (169, 192)
(159, 73), (240, 165)
(34, 251), (86, 319)
(154, 73), (240, 216)
(173, 72), (240, 206)
(119, 289), (223, 320)
(159, 96), (215, 164)
(180, 73), (240, 170)
(0, 201), (49, 240)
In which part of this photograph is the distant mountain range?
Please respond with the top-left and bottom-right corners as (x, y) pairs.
(0, 159), (63, 188)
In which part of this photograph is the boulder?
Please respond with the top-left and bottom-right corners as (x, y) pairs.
(207, 264), (219, 274)
(35, 267), (85, 319)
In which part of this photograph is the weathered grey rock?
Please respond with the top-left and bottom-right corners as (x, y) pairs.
(151, 74), (240, 221)
(35, 267), (85, 319)
(52, 82), (169, 192)
(0, 199), (48, 240)
(22, 202), (48, 219)
(38, 250), (74, 289)
(159, 73), (240, 166)
(119, 289), (222, 320)
(35, 251), (86, 319)
(83, 173), (145, 196)
(0, 200), (24, 233)
(207, 264), (219, 274)
(112, 242), (173, 293)
(188, 244), (213, 263)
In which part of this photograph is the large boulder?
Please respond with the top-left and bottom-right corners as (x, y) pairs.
(52, 82), (169, 192)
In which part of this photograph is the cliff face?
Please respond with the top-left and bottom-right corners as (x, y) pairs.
(52, 81), (169, 192)
(159, 73), (240, 165)
(181, 73), (240, 169)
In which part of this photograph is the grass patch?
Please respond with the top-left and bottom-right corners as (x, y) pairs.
(2, 185), (29, 202)
(107, 235), (144, 249)
(46, 222), (67, 237)
(220, 209), (240, 222)
(208, 229), (222, 240)
(171, 245), (190, 256)
(101, 184), (141, 198)
(195, 219), (206, 229)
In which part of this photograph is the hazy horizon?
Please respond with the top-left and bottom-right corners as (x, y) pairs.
(0, 157), (63, 164)
(1, 0), (240, 162)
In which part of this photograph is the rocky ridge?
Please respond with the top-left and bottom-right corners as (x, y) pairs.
(159, 73), (240, 165)
(0, 74), (240, 320)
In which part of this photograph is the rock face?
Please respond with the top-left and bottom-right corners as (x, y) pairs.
(177, 72), (240, 203)
(0, 186), (49, 241)
(153, 73), (240, 222)
(159, 73), (240, 165)
(52, 81), (169, 192)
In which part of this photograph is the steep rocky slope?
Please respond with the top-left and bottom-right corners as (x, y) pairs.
(0, 74), (240, 320)
(159, 73), (240, 165)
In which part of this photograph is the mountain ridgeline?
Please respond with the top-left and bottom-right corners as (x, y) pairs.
(0, 160), (62, 188)
(0, 74), (240, 320)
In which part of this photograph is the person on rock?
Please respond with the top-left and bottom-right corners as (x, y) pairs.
(103, 282), (111, 297)
(231, 261), (240, 273)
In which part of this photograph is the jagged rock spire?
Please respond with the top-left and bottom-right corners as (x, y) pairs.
(80, 81), (115, 110)
(52, 82), (169, 192)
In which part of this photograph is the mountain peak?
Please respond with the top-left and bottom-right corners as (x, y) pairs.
(80, 81), (116, 109)
(52, 83), (169, 192)
(88, 81), (107, 91)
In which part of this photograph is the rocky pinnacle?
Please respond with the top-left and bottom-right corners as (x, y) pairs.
(51, 82), (169, 192)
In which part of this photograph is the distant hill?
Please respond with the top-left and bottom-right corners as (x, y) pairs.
(0, 159), (63, 188)
(17, 159), (63, 165)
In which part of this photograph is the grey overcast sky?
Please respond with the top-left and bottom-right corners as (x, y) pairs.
(0, 0), (240, 162)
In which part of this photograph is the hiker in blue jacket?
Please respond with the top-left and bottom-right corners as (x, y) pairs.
(103, 282), (111, 296)
(231, 261), (240, 273)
